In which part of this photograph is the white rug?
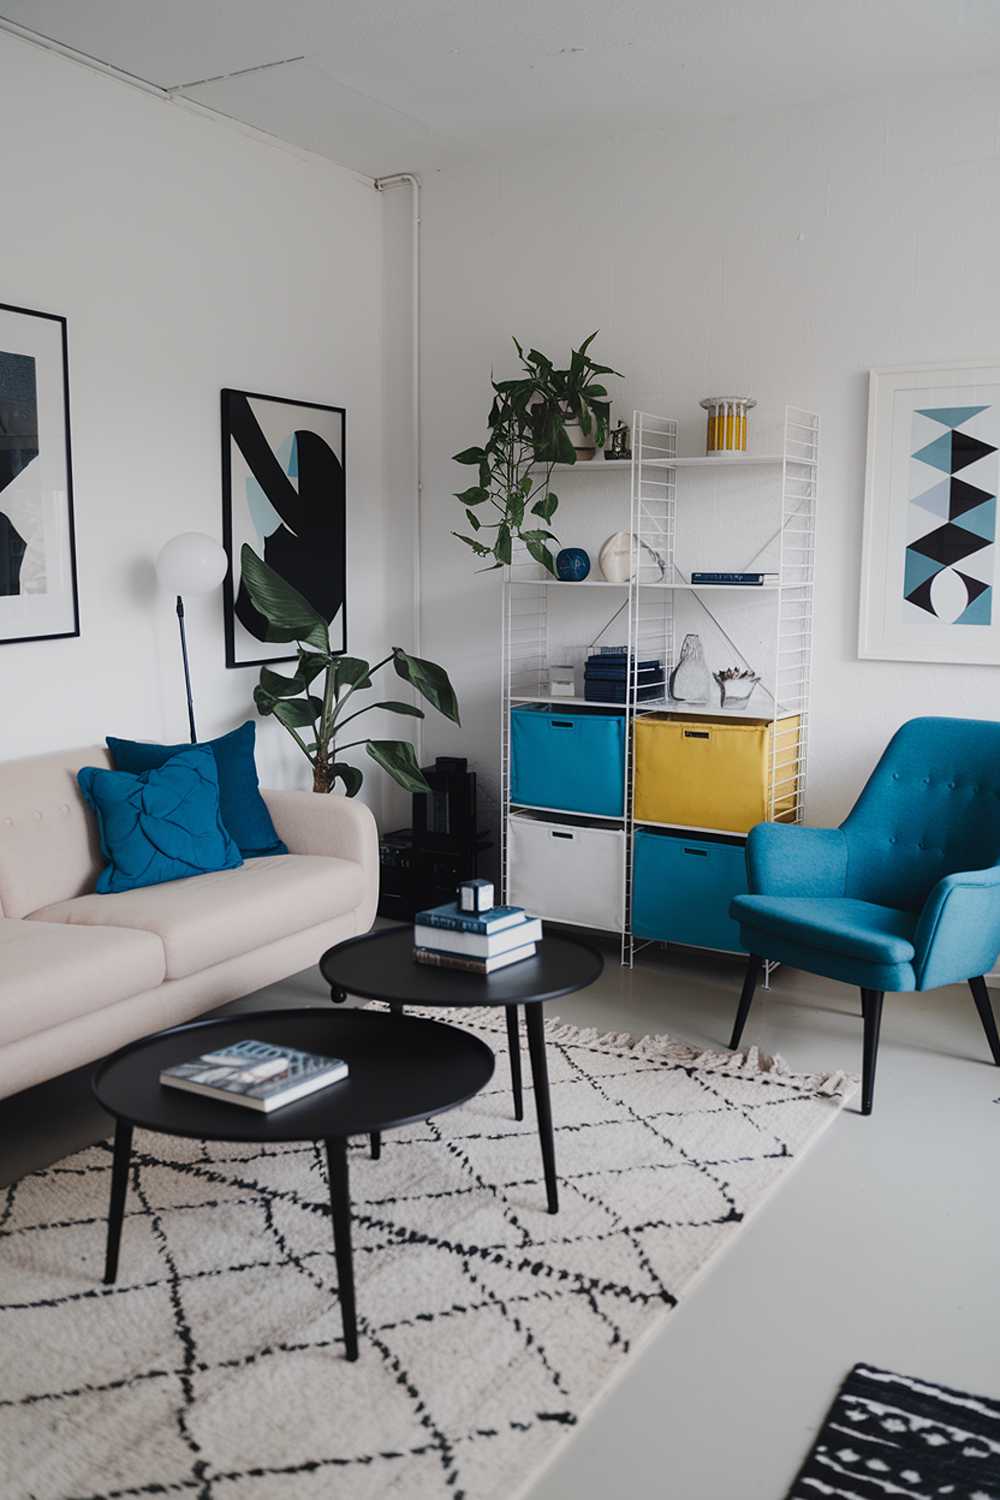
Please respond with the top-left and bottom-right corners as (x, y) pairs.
(0, 1011), (855, 1500)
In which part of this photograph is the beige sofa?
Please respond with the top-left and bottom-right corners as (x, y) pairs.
(0, 746), (379, 1100)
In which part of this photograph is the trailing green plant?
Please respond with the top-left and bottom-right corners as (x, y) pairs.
(240, 544), (459, 796)
(452, 332), (622, 573)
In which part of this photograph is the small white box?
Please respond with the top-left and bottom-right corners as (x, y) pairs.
(459, 878), (494, 913)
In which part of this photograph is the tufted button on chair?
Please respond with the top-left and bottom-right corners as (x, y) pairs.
(728, 717), (1000, 1114)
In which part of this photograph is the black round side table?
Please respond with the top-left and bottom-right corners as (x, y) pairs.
(319, 927), (604, 1213)
(92, 1008), (494, 1361)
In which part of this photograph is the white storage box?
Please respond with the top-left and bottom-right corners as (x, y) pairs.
(508, 813), (625, 932)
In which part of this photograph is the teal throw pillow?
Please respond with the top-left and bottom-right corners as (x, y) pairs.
(106, 721), (287, 859)
(78, 744), (243, 894)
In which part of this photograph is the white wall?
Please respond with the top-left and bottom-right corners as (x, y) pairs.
(0, 33), (408, 820)
(418, 75), (1000, 833)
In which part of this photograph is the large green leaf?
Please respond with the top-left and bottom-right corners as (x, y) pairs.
(331, 656), (372, 692)
(453, 446), (486, 465)
(259, 661), (325, 700)
(392, 648), (460, 724)
(239, 545), (329, 651)
(331, 762), (364, 797)
(366, 740), (431, 794)
(272, 698), (320, 730)
(372, 700), (425, 718)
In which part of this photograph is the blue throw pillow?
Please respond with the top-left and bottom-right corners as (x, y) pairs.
(78, 745), (243, 894)
(106, 721), (287, 859)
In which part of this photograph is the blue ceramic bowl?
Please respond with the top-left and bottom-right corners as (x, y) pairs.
(555, 547), (591, 582)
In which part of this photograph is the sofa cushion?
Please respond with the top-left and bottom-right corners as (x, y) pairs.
(29, 854), (365, 980)
(78, 745), (243, 894)
(0, 746), (109, 918)
(0, 917), (166, 1048)
(730, 895), (918, 965)
(107, 722), (287, 860)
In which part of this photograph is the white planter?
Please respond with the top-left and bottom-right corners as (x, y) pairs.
(508, 814), (625, 931)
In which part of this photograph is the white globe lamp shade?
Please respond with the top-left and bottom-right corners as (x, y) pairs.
(155, 532), (228, 596)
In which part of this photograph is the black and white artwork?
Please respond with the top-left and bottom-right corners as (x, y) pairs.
(221, 387), (346, 668)
(0, 302), (78, 644)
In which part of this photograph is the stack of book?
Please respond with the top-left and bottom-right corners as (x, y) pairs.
(414, 901), (542, 974)
(584, 651), (663, 704)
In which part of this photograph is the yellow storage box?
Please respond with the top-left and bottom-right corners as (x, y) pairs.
(633, 714), (801, 833)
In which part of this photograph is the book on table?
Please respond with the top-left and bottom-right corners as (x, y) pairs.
(413, 942), (537, 974)
(160, 1039), (348, 1112)
(413, 913), (542, 959)
(415, 901), (526, 936)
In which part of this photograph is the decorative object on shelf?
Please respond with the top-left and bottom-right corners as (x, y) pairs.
(555, 546), (591, 581)
(604, 421), (632, 461)
(700, 395), (756, 454)
(713, 666), (761, 708)
(667, 632), (711, 702)
(240, 545), (459, 795)
(378, 757), (492, 921)
(0, 301), (79, 645)
(598, 530), (666, 582)
(221, 387), (346, 668)
(155, 532), (228, 743)
(459, 877), (494, 913)
(548, 663), (576, 697)
(859, 362), (1000, 664)
(451, 332), (622, 573)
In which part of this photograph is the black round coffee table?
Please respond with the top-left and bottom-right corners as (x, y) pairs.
(92, 1008), (494, 1361)
(320, 927), (603, 1214)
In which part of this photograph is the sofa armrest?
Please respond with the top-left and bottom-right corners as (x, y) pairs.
(746, 822), (849, 898)
(913, 866), (1000, 990)
(261, 789), (379, 881)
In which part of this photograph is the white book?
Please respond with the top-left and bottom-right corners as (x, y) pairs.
(413, 915), (542, 958)
(413, 941), (537, 974)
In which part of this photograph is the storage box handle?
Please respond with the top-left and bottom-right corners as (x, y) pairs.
(683, 847), (708, 856)
(683, 730), (710, 740)
(551, 720), (574, 729)
(551, 830), (574, 840)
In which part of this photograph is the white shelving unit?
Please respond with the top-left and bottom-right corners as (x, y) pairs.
(500, 405), (819, 968)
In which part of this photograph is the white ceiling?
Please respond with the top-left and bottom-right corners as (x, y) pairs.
(4, 0), (1000, 177)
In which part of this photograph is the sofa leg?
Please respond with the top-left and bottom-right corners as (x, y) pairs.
(968, 976), (1000, 1066)
(859, 988), (884, 1116)
(729, 955), (763, 1050)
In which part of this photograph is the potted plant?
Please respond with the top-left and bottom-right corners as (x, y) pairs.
(452, 333), (621, 574)
(240, 545), (459, 795)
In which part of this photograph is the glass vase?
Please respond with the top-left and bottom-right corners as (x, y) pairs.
(668, 633), (711, 703)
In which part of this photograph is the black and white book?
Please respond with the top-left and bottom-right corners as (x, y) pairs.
(160, 1039), (348, 1113)
(413, 942), (537, 974)
(413, 914), (542, 958)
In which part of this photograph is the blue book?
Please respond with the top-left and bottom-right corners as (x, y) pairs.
(690, 571), (776, 585)
(415, 901), (526, 935)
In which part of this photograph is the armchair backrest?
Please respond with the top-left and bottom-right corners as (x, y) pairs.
(843, 717), (1000, 911)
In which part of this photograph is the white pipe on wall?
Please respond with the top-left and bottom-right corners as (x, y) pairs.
(375, 171), (423, 755)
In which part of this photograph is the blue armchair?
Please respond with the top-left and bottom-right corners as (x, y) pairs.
(728, 717), (1000, 1114)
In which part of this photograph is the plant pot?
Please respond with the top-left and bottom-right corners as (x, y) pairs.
(562, 415), (596, 460)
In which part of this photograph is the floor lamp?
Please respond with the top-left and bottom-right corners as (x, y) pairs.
(155, 532), (228, 744)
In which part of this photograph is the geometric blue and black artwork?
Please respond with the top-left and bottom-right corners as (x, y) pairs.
(0, 350), (39, 597)
(905, 404), (997, 625)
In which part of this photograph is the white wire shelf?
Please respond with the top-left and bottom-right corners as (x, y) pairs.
(509, 801), (625, 824)
(646, 453), (816, 469)
(508, 578), (802, 591)
(509, 693), (798, 720)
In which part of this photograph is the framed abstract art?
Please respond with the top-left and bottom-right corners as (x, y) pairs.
(859, 362), (1000, 663)
(221, 387), (346, 668)
(0, 301), (79, 645)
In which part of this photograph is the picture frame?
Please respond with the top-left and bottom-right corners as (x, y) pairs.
(221, 387), (347, 669)
(0, 301), (79, 645)
(859, 361), (1000, 664)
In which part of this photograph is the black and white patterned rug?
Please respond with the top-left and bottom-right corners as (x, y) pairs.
(0, 1010), (854, 1500)
(787, 1362), (1000, 1498)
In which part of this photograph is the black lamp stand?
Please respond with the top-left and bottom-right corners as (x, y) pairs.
(175, 595), (197, 744)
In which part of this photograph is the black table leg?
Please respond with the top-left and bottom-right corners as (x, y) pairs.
(103, 1119), (133, 1284)
(369, 1132), (381, 1160)
(325, 1137), (359, 1361)
(506, 1005), (524, 1121)
(329, 986), (348, 1005)
(524, 1005), (558, 1214)
(389, 1003), (405, 1018)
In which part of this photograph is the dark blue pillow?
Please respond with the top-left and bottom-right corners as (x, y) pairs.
(106, 721), (287, 859)
(78, 745), (243, 894)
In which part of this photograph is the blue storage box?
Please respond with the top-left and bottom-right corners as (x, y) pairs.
(510, 705), (626, 817)
(632, 828), (748, 953)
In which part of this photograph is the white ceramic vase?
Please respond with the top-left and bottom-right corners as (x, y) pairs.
(599, 531), (634, 582)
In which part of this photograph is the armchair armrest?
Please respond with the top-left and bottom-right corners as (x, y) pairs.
(913, 866), (1000, 990)
(261, 788), (379, 881)
(745, 822), (848, 897)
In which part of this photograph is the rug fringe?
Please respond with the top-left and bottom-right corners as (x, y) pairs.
(364, 1003), (856, 1099)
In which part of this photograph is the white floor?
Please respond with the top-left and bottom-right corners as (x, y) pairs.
(247, 939), (1000, 1500)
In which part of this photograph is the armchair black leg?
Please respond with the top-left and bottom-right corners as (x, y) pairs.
(859, 988), (884, 1116)
(729, 955), (763, 1050)
(968, 976), (1000, 1066)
